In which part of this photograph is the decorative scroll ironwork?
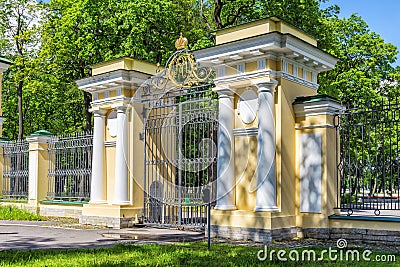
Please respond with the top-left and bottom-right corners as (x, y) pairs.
(134, 35), (214, 104)
(336, 98), (400, 215)
(1, 140), (29, 199)
(150, 50), (214, 91)
(47, 132), (93, 202)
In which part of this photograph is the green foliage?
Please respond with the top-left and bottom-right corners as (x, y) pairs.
(0, 0), (44, 139)
(341, 192), (358, 205)
(0, 243), (397, 266)
(0, 205), (43, 221)
(201, 0), (329, 35)
(318, 14), (399, 105)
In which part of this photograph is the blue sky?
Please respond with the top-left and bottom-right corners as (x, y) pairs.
(322, 0), (400, 66)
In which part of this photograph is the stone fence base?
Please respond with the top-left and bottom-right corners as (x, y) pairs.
(303, 228), (400, 245)
(210, 216), (400, 245)
(210, 225), (299, 243)
(80, 215), (134, 229)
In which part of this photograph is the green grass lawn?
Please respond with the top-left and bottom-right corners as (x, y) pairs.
(0, 242), (398, 267)
(0, 205), (397, 266)
(0, 205), (43, 221)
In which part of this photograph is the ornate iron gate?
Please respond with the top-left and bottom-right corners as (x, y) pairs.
(138, 40), (217, 227)
(336, 99), (400, 215)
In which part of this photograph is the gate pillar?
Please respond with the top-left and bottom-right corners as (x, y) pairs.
(26, 133), (52, 210)
(194, 16), (338, 242)
(252, 79), (278, 211)
(77, 57), (158, 228)
(293, 95), (343, 235)
(214, 88), (236, 210)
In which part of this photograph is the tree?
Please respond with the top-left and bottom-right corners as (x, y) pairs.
(0, 0), (43, 140)
(200, 0), (328, 35)
(318, 14), (399, 105)
(38, 0), (209, 133)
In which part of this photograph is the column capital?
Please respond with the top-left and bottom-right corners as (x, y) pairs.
(91, 108), (108, 116)
(112, 104), (131, 112)
(213, 86), (234, 98)
(251, 78), (278, 93)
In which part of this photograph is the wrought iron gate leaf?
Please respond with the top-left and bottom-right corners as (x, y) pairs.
(135, 42), (217, 227)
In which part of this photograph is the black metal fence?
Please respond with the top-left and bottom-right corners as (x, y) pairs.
(1, 140), (29, 199)
(47, 132), (93, 202)
(336, 99), (400, 215)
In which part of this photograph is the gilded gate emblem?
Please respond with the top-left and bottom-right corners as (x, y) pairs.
(149, 34), (214, 92)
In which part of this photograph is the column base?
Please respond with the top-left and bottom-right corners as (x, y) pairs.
(214, 204), (237, 210)
(89, 200), (107, 204)
(112, 201), (131, 205)
(81, 203), (142, 228)
(254, 206), (279, 212)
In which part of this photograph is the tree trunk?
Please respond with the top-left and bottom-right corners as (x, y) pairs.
(214, 0), (224, 29)
(84, 91), (92, 132)
(17, 80), (23, 140)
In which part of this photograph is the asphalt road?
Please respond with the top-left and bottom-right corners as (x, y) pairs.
(0, 220), (204, 250)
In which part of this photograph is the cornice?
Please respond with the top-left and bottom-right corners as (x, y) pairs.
(214, 70), (276, 88)
(26, 135), (53, 144)
(194, 33), (282, 64)
(283, 35), (337, 70)
(213, 69), (319, 90)
(76, 69), (151, 93)
(293, 100), (344, 117)
(90, 96), (132, 109)
(194, 32), (338, 73)
(280, 73), (319, 90)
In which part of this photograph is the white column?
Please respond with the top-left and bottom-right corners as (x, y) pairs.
(113, 106), (130, 204)
(90, 109), (107, 203)
(253, 79), (278, 211)
(214, 89), (236, 210)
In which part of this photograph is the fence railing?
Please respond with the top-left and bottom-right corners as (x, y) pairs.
(336, 99), (400, 215)
(47, 132), (93, 202)
(1, 140), (29, 199)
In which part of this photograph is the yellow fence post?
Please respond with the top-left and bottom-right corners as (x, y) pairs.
(293, 95), (344, 237)
(26, 131), (52, 213)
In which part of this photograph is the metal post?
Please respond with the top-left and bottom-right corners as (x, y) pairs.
(207, 202), (211, 250)
(178, 102), (183, 226)
(143, 106), (147, 223)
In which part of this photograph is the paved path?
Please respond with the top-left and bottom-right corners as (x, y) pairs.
(0, 221), (205, 250)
